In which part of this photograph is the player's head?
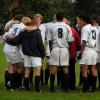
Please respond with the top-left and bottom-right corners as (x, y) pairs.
(91, 15), (100, 26)
(12, 9), (23, 17)
(33, 13), (43, 25)
(63, 18), (70, 25)
(56, 11), (64, 22)
(21, 17), (32, 26)
(77, 13), (90, 28)
(13, 14), (23, 22)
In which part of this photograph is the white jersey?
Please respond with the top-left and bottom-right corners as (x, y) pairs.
(47, 22), (73, 48)
(43, 22), (55, 57)
(3, 23), (25, 53)
(44, 22), (55, 41)
(39, 24), (46, 44)
(95, 26), (100, 52)
(81, 24), (99, 48)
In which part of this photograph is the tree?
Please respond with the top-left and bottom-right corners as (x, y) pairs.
(75, 0), (100, 15)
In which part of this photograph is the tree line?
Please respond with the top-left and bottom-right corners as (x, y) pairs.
(0, 0), (100, 33)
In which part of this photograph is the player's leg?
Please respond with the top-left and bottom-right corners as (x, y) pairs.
(31, 57), (42, 93)
(34, 67), (41, 92)
(91, 65), (97, 91)
(40, 67), (44, 86)
(97, 63), (100, 89)
(69, 59), (76, 90)
(45, 61), (50, 87)
(50, 65), (57, 92)
(60, 67), (64, 90)
(23, 55), (31, 91)
(57, 67), (61, 87)
(49, 47), (59, 92)
(15, 62), (24, 88)
(90, 50), (98, 91)
(81, 64), (88, 92)
(29, 67), (33, 87)
(5, 70), (9, 89)
(63, 66), (69, 92)
(8, 63), (16, 90)
(97, 53), (100, 89)
(79, 66), (83, 86)
(24, 67), (30, 91)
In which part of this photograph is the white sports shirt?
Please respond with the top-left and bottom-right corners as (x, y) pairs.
(3, 23), (25, 53)
(96, 26), (100, 52)
(39, 24), (46, 44)
(81, 24), (99, 48)
(47, 22), (73, 48)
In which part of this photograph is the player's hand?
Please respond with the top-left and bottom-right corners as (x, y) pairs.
(77, 52), (82, 60)
(46, 56), (50, 59)
(5, 35), (15, 41)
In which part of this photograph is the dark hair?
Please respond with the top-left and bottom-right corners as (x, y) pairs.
(13, 14), (23, 22)
(78, 13), (90, 24)
(91, 15), (100, 25)
(56, 11), (64, 21)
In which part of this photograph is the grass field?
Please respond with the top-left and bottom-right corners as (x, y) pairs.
(0, 44), (100, 100)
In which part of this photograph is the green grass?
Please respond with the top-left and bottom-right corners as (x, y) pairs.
(0, 44), (100, 100)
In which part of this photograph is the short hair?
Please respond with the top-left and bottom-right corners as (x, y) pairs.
(21, 17), (32, 25)
(77, 13), (90, 24)
(13, 14), (23, 22)
(33, 13), (43, 20)
(56, 11), (64, 21)
(91, 15), (100, 24)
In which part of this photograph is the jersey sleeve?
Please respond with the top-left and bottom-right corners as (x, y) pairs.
(3, 32), (10, 40)
(46, 24), (53, 41)
(36, 30), (46, 58)
(81, 28), (89, 42)
(6, 32), (23, 45)
(67, 25), (74, 42)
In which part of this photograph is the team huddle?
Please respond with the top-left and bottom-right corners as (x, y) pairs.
(2, 10), (100, 93)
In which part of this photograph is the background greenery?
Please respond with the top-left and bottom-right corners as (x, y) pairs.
(0, 0), (100, 35)
(0, 0), (100, 22)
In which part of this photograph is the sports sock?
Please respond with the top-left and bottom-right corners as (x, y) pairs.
(45, 68), (50, 86)
(8, 73), (16, 89)
(50, 74), (55, 92)
(35, 76), (40, 92)
(23, 77), (30, 91)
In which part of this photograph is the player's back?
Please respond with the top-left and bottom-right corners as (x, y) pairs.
(49, 22), (73, 48)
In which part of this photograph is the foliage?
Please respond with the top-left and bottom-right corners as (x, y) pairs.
(75, 0), (100, 15)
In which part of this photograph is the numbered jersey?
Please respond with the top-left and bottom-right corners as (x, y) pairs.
(8, 23), (25, 36)
(3, 23), (25, 53)
(81, 24), (99, 48)
(47, 22), (73, 48)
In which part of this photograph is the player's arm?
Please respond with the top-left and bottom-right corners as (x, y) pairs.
(67, 26), (74, 51)
(77, 28), (89, 59)
(4, 20), (20, 32)
(6, 32), (22, 45)
(75, 29), (81, 51)
(80, 40), (86, 53)
(37, 29), (46, 58)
